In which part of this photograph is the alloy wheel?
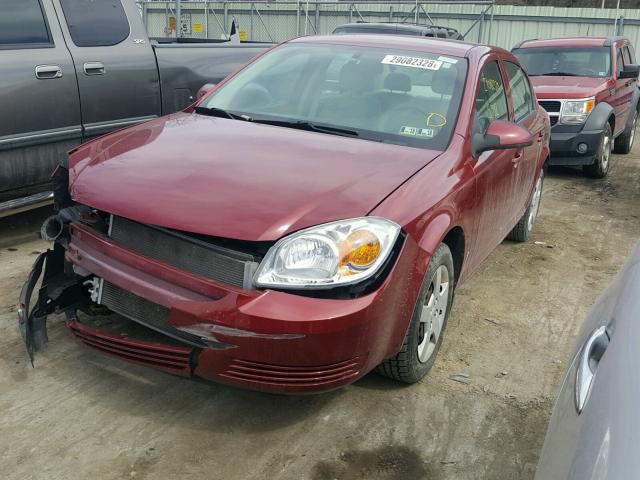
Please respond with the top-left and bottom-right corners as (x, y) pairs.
(417, 265), (450, 363)
(527, 174), (544, 232)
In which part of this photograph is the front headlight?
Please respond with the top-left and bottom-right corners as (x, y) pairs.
(561, 97), (595, 124)
(254, 217), (401, 289)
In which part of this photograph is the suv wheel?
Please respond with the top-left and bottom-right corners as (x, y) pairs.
(613, 110), (638, 154)
(584, 123), (612, 178)
(376, 243), (454, 383)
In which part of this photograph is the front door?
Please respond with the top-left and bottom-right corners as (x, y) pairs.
(52, 0), (160, 140)
(0, 0), (81, 196)
(613, 44), (635, 136)
(470, 58), (520, 262)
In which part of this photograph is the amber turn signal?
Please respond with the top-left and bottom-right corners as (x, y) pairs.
(339, 230), (381, 271)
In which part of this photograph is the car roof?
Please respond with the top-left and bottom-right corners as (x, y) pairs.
(515, 37), (611, 49)
(334, 22), (459, 35)
(290, 34), (490, 58)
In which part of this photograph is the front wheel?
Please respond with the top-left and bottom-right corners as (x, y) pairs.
(613, 110), (637, 154)
(583, 123), (612, 178)
(507, 169), (544, 242)
(376, 243), (454, 383)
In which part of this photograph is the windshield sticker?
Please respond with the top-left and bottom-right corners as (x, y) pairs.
(425, 113), (447, 128)
(382, 55), (442, 70)
(400, 126), (435, 138)
(437, 56), (459, 64)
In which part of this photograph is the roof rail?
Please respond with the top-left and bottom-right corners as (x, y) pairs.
(604, 36), (625, 46)
(512, 38), (538, 50)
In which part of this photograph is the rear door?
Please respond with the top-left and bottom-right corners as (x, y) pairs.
(52, 0), (160, 139)
(0, 0), (81, 195)
(504, 60), (543, 216)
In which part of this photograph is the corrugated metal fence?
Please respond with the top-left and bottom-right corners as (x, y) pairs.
(136, 0), (640, 51)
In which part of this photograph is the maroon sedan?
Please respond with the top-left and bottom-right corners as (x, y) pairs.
(19, 35), (549, 394)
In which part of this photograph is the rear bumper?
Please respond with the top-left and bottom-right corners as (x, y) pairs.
(58, 222), (422, 394)
(548, 127), (603, 167)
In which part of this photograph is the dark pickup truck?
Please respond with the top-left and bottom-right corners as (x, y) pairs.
(1, 0), (271, 215)
(513, 36), (640, 178)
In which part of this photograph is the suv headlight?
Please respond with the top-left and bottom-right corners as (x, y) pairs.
(561, 97), (595, 124)
(254, 217), (401, 289)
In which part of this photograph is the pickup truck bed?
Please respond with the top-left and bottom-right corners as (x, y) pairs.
(0, 0), (271, 215)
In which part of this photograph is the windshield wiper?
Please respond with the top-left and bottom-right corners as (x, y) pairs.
(194, 106), (251, 121)
(251, 118), (359, 138)
(537, 72), (578, 77)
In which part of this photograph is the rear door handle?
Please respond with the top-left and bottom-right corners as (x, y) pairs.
(83, 62), (105, 76)
(575, 325), (609, 414)
(35, 65), (62, 79)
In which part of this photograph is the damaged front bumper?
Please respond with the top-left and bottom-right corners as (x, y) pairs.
(17, 170), (423, 394)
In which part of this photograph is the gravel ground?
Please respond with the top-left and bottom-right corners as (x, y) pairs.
(1, 144), (639, 480)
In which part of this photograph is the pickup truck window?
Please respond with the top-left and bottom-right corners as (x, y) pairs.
(60, 0), (129, 47)
(504, 61), (534, 123)
(0, 0), (50, 46)
(513, 47), (611, 78)
(200, 43), (468, 151)
(473, 60), (508, 133)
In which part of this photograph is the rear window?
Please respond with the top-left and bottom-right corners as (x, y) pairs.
(0, 0), (50, 46)
(60, 0), (129, 47)
(513, 47), (612, 78)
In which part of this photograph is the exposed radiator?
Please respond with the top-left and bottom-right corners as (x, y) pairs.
(109, 215), (257, 288)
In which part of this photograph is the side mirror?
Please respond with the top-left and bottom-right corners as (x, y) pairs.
(619, 64), (640, 79)
(472, 120), (533, 157)
(197, 83), (217, 100)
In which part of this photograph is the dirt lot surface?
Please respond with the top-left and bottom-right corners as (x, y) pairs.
(1, 146), (639, 480)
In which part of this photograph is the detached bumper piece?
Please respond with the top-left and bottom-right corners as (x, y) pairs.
(18, 245), (86, 364)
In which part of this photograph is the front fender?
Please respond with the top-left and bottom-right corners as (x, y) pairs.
(584, 102), (614, 132)
(416, 213), (455, 262)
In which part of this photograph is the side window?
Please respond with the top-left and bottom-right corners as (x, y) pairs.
(60, 0), (129, 47)
(474, 60), (509, 133)
(0, 0), (50, 47)
(505, 61), (534, 123)
(623, 46), (636, 65)
(616, 48), (625, 77)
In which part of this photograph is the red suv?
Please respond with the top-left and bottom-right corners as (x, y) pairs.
(513, 36), (640, 178)
(20, 35), (549, 394)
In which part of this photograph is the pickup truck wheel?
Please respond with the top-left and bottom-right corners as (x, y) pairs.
(507, 169), (544, 242)
(376, 243), (454, 384)
(613, 110), (637, 154)
(583, 123), (612, 178)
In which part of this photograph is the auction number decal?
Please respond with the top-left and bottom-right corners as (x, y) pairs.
(381, 55), (443, 70)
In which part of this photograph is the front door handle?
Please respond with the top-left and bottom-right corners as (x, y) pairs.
(35, 65), (62, 79)
(83, 62), (105, 76)
(575, 325), (609, 414)
(512, 151), (523, 166)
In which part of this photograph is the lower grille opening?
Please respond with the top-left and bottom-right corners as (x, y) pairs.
(99, 280), (205, 347)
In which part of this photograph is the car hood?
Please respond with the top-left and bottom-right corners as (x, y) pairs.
(69, 113), (439, 241)
(530, 76), (611, 99)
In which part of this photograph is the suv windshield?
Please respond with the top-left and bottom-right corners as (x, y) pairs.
(513, 46), (611, 78)
(200, 43), (467, 150)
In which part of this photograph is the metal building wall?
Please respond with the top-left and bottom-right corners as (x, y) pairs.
(138, 1), (640, 51)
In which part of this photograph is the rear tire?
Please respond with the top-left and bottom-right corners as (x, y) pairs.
(583, 123), (612, 178)
(376, 243), (454, 383)
(613, 110), (637, 154)
(507, 169), (544, 242)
